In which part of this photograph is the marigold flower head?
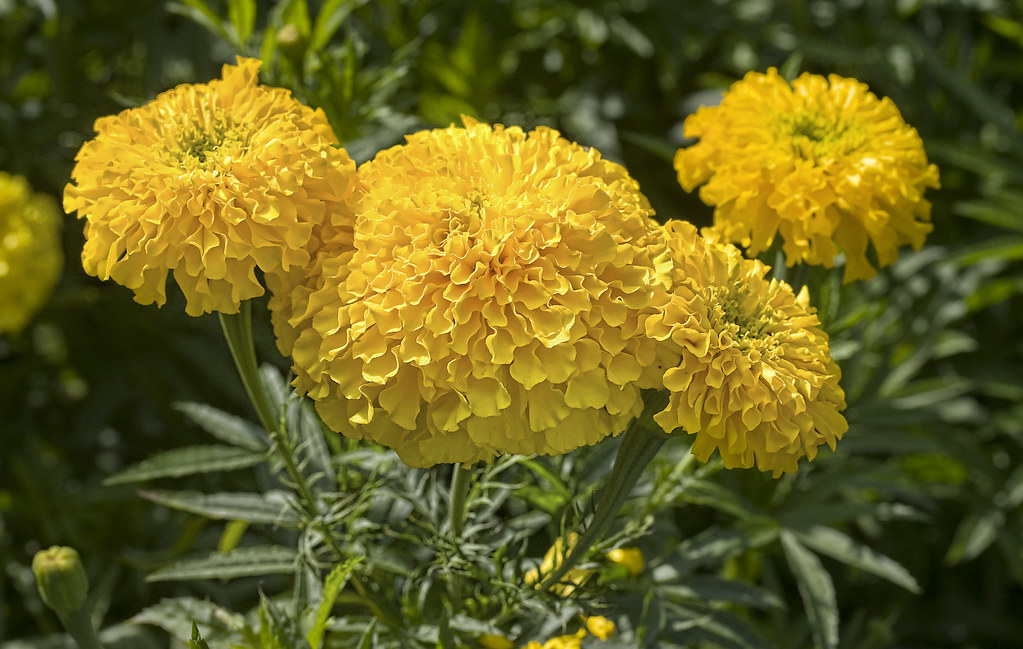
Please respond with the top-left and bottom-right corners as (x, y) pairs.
(646, 220), (848, 476)
(64, 57), (358, 316)
(0, 172), (62, 335)
(279, 117), (670, 466)
(675, 68), (939, 282)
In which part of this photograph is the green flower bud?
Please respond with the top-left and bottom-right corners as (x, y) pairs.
(32, 546), (89, 615)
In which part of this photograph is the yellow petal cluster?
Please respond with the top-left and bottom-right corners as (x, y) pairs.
(674, 68), (939, 282)
(646, 221), (848, 476)
(279, 118), (671, 466)
(64, 57), (358, 316)
(605, 547), (644, 576)
(524, 532), (592, 596)
(0, 172), (62, 335)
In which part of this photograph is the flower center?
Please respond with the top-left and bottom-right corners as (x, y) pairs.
(710, 282), (779, 351)
(778, 111), (866, 161)
(169, 118), (247, 171)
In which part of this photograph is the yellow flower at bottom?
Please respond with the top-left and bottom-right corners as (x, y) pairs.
(0, 172), (62, 335)
(584, 616), (615, 641)
(646, 221), (848, 476)
(478, 634), (516, 649)
(524, 532), (593, 596)
(675, 68), (939, 282)
(64, 56), (358, 316)
(521, 629), (588, 649)
(279, 118), (671, 466)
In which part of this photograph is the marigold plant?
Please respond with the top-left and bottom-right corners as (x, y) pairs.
(63, 57), (358, 316)
(674, 68), (940, 282)
(0, 172), (62, 335)
(277, 117), (672, 466)
(646, 220), (848, 476)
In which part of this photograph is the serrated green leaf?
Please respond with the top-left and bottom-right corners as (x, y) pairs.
(781, 531), (838, 649)
(307, 557), (363, 649)
(140, 489), (300, 525)
(793, 526), (920, 593)
(167, 0), (232, 43)
(228, 0), (256, 43)
(666, 603), (773, 649)
(175, 402), (269, 451)
(132, 597), (247, 642)
(190, 622), (211, 649)
(104, 445), (265, 485)
(147, 546), (298, 582)
(673, 477), (763, 520)
(310, 0), (363, 51)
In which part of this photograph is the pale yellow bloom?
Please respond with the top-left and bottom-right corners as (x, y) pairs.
(279, 117), (670, 466)
(520, 629), (587, 649)
(524, 532), (593, 596)
(0, 172), (62, 335)
(646, 220), (848, 476)
(584, 616), (615, 641)
(605, 547), (644, 576)
(64, 57), (358, 316)
(675, 68), (939, 282)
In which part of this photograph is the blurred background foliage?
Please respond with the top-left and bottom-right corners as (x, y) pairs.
(2, 0), (1022, 646)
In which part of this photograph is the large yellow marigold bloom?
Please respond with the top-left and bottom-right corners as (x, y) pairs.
(674, 68), (939, 282)
(646, 221), (848, 476)
(63, 57), (357, 316)
(278, 118), (671, 466)
(0, 172), (62, 335)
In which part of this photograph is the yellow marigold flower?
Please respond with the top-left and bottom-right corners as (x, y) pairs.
(646, 220), (848, 476)
(674, 68), (939, 282)
(64, 57), (358, 316)
(605, 547), (644, 576)
(524, 532), (593, 596)
(280, 117), (670, 466)
(0, 172), (62, 335)
(584, 616), (615, 641)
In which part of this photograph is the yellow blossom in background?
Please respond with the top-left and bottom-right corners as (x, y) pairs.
(64, 57), (358, 316)
(279, 117), (672, 466)
(478, 634), (516, 649)
(584, 616), (615, 641)
(0, 172), (62, 335)
(524, 532), (593, 596)
(605, 547), (644, 575)
(646, 220), (848, 476)
(674, 68), (939, 282)
(521, 629), (587, 649)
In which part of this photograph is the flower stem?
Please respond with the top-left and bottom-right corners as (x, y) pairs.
(537, 393), (668, 592)
(448, 464), (471, 538)
(219, 302), (278, 434)
(58, 607), (106, 649)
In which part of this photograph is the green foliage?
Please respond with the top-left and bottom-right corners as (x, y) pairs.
(4, 0), (1023, 648)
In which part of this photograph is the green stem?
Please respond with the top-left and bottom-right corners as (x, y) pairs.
(219, 303), (318, 512)
(448, 464), (471, 538)
(537, 394), (668, 593)
(58, 607), (105, 649)
(219, 302), (278, 434)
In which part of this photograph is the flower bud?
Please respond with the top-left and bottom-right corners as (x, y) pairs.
(32, 546), (89, 615)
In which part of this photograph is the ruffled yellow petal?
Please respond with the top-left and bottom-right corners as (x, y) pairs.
(64, 56), (358, 316)
(675, 68), (939, 282)
(278, 118), (668, 466)
(647, 220), (848, 476)
(0, 173), (62, 334)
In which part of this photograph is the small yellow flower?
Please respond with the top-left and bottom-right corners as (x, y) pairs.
(279, 117), (670, 466)
(605, 547), (644, 576)
(520, 629), (587, 649)
(646, 221), (848, 476)
(524, 532), (593, 596)
(0, 172), (62, 335)
(478, 634), (516, 649)
(584, 616), (615, 641)
(64, 57), (358, 316)
(675, 68), (939, 282)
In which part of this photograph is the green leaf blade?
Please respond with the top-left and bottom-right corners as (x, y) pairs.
(104, 445), (265, 485)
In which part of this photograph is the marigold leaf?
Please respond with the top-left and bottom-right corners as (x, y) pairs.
(174, 402), (269, 451)
(307, 557), (363, 649)
(103, 445), (265, 485)
(656, 576), (783, 610)
(146, 546), (297, 582)
(140, 490), (300, 526)
(227, 0), (256, 43)
(781, 531), (838, 649)
(132, 597), (247, 642)
(946, 506), (1003, 564)
(792, 525), (920, 593)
